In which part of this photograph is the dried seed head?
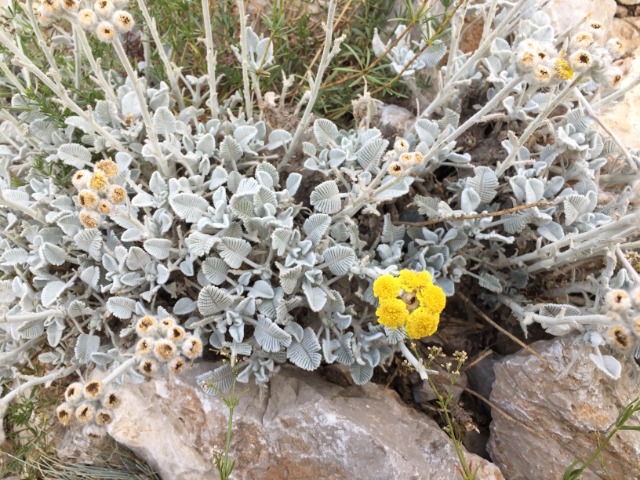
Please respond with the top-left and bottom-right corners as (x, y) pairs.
(78, 189), (99, 208)
(97, 199), (113, 215)
(88, 171), (109, 192)
(389, 162), (403, 176)
(167, 325), (186, 343)
(393, 138), (409, 153)
(75, 403), (95, 424)
(136, 315), (158, 336)
(95, 21), (117, 43)
(412, 152), (424, 164)
(56, 403), (74, 426)
(79, 209), (101, 229)
(182, 336), (203, 360)
(533, 65), (552, 84)
(95, 159), (118, 178)
(139, 358), (159, 376)
(135, 337), (154, 356)
(605, 38), (624, 58)
(159, 317), (175, 334)
(154, 339), (177, 362)
(84, 380), (103, 400)
(94, 0), (115, 19)
(604, 68), (623, 89)
(107, 185), (127, 204)
(60, 0), (79, 12)
(608, 325), (633, 351)
(571, 32), (594, 49)
(41, 0), (62, 16)
(83, 424), (107, 439)
(516, 49), (537, 70)
(95, 409), (114, 426)
(399, 152), (415, 166)
(103, 391), (121, 409)
(569, 50), (592, 72)
(605, 289), (632, 313)
(65, 382), (84, 405)
(168, 356), (186, 374)
(77, 9), (98, 31)
(112, 10), (134, 33)
(72, 170), (91, 189)
(588, 21), (604, 39)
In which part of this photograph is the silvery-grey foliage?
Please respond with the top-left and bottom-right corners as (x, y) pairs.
(0, 0), (639, 419)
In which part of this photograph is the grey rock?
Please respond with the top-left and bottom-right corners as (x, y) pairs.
(488, 336), (640, 480)
(109, 363), (504, 480)
(379, 104), (415, 137)
(411, 370), (467, 404)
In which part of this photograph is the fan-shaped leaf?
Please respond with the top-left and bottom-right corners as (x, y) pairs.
(349, 363), (374, 385)
(216, 237), (251, 268)
(74, 229), (103, 260)
(143, 238), (172, 260)
(198, 363), (234, 394)
(323, 246), (355, 275)
(169, 193), (209, 222)
(357, 137), (388, 172)
(460, 188), (481, 213)
(202, 256), (229, 285)
(303, 214), (331, 244)
(233, 125), (258, 146)
(220, 136), (243, 162)
(80, 266), (100, 289)
(313, 119), (338, 147)
(254, 316), (292, 352)
(106, 297), (137, 319)
(198, 285), (234, 315)
(253, 186), (277, 216)
(302, 282), (327, 312)
(174, 298), (197, 315)
(58, 143), (91, 168)
(40, 243), (66, 266)
(153, 106), (176, 136)
(196, 133), (216, 155)
(287, 327), (322, 371)
(75, 333), (100, 364)
(185, 231), (216, 257)
(310, 180), (341, 214)
(564, 194), (590, 225)
(479, 273), (503, 293)
(279, 264), (302, 294)
(125, 246), (151, 270)
(466, 166), (498, 203)
(42, 281), (68, 307)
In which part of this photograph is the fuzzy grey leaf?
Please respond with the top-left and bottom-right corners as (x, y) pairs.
(323, 246), (356, 275)
(196, 133), (216, 155)
(349, 363), (373, 385)
(169, 193), (209, 222)
(202, 256), (229, 285)
(153, 106), (176, 136)
(143, 238), (172, 260)
(80, 266), (100, 289)
(466, 166), (498, 203)
(198, 285), (234, 315)
(125, 246), (151, 270)
(286, 173), (302, 196)
(303, 214), (331, 244)
(220, 136), (243, 162)
(42, 281), (68, 307)
(106, 297), (137, 319)
(357, 137), (388, 172)
(198, 363), (234, 394)
(75, 333), (100, 364)
(479, 273), (503, 293)
(174, 297), (197, 315)
(313, 119), (338, 147)
(216, 237), (251, 268)
(310, 180), (341, 214)
(40, 243), (66, 266)
(185, 231), (216, 257)
(287, 327), (322, 371)
(279, 264), (302, 294)
(302, 282), (327, 312)
(58, 143), (91, 168)
(255, 316), (292, 353)
(381, 214), (405, 243)
(564, 194), (590, 225)
(460, 188), (481, 213)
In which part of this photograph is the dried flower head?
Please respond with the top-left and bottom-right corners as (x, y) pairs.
(516, 49), (537, 70)
(569, 50), (592, 72)
(398, 152), (414, 166)
(78, 189), (99, 208)
(394, 138), (409, 153)
(84, 380), (103, 400)
(168, 356), (186, 374)
(182, 336), (203, 359)
(56, 403), (74, 426)
(95, 159), (118, 178)
(159, 317), (175, 334)
(94, 0), (115, 18)
(95, 21), (117, 43)
(604, 68), (623, 89)
(571, 32), (594, 49)
(168, 325), (186, 343)
(588, 21), (604, 39)
(40, 0), (62, 17)
(605, 289), (632, 313)
(608, 325), (633, 351)
(60, 0), (79, 12)
(605, 38), (624, 58)
(107, 185), (127, 204)
(79, 209), (101, 229)
(533, 65), (552, 84)
(136, 315), (158, 336)
(72, 169), (91, 189)
(103, 391), (121, 409)
(95, 409), (114, 426)
(139, 358), (159, 376)
(412, 152), (424, 164)
(154, 339), (177, 362)
(65, 382), (84, 404)
(112, 10), (134, 33)
(88, 171), (109, 192)
(135, 337), (154, 356)
(77, 9), (98, 31)
(97, 199), (113, 215)
(83, 424), (107, 439)
(75, 403), (95, 424)
(389, 162), (403, 176)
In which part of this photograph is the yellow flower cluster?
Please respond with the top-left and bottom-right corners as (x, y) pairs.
(373, 269), (446, 339)
(72, 159), (127, 229)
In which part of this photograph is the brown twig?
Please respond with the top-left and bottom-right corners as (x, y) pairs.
(394, 200), (552, 227)
(459, 293), (554, 371)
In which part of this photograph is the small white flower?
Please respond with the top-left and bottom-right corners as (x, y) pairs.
(95, 21), (117, 43)
(569, 50), (592, 72)
(94, 0), (115, 19)
(112, 10), (134, 33)
(77, 9), (98, 32)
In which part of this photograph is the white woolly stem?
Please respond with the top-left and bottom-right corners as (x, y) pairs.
(102, 357), (137, 385)
(202, 0), (219, 118)
(75, 26), (119, 105)
(399, 342), (431, 381)
(235, 0), (252, 120)
(0, 365), (76, 409)
(280, 0), (342, 170)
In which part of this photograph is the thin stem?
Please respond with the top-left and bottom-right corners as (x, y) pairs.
(235, 0), (252, 120)
(0, 365), (76, 408)
(280, 0), (342, 170)
(74, 27), (119, 105)
(102, 357), (137, 384)
(201, 0), (219, 118)
(399, 342), (432, 380)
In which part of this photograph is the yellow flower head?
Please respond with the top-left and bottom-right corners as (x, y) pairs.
(553, 56), (574, 80)
(405, 307), (439, 339)
(375, 298), (409, 329)
(373, 274), (401, 300)
(416, 283), (446, 315)
(398, 269), (431, 293)
(89, 171), (109, 192)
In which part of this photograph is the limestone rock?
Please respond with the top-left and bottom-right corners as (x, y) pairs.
(380, 104), (415, 137)
(544, 0), (617, 33)
(488, 336), (640, 480)
(109, 363), (504, 480)
(617, 0), (640, 6)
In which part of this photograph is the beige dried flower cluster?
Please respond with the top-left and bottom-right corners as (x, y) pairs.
(386, 137), (426, 177)
(603, 288), (640, 353)
(134, 315), (204, 377)
(56, 380), (121, 438)
(72, 159), (127, 229)
(38, 0), (134, 43)
(516, 21), (625, 87)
